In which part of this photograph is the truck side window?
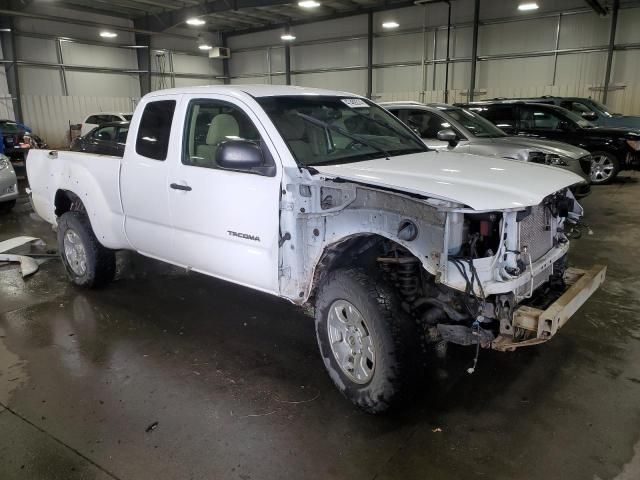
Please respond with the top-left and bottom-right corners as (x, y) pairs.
(182, 99), (260, 169)
(136, 100), (176, 161)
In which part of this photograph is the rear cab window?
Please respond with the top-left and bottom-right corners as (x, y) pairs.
(135, 100), (176, 160)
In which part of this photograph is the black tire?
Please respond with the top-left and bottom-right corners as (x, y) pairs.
(590, 151), (620, 185)
(0, 199), (16, 213)
(57, 211), (116, 288)
(314, 267), (417, 414)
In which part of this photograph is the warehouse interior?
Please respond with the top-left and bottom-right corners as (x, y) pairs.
(1, 0), (640, 479)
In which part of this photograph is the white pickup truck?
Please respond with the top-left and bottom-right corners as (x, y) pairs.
(27, 85), (606, 413)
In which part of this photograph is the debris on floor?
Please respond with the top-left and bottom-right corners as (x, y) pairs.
(0, 236), (53, 278)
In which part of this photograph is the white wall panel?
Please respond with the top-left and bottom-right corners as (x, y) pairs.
(172, 53), (223, 76)
(616, 7), (640, 44)
(60, 42), (138, 69)
(292, 70), (367, 95)
(374, 65), (425, 96)
(479, 17), (557, 55)
(15, 37), (58, 64)
(291, 39), (367, 71)
(374, 33), (425, 64)
(64, 71), (140, 97)
(21, 95), (137, 148)
(18, 66), (64, 96)
(477, 57), (553, 89)
(559, 12), (610, 49)
(230, 50), (268, 76)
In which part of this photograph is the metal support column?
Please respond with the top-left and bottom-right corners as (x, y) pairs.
(551, 13), (562, 87)
(0, 17), (22, 122)
(444, 0), (451, 103)
(55, 38), (69, 96)
(602, 0), (619, 104)
(468, 0), (480, 102)
(366, 12), (373, 99)
(284, 48), (291, 85)
(221, 33), (230, 85)
(135, 33), (152, 95)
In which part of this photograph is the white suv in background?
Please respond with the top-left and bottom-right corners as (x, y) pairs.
(80, 112), (133, 136)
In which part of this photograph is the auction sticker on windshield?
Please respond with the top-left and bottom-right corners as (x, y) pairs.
(342, 98), (369, 108)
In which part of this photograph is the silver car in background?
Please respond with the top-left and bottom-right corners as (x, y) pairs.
(0, 154), (18, 212)
(382, 101), (592, 196)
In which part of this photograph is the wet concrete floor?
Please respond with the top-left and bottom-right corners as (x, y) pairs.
(1, 175), (640, 480)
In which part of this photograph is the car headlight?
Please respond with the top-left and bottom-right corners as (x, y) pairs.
(528, 152), (569, 167)
(0, 157), (10, 171)
(626, 139), (640, 151)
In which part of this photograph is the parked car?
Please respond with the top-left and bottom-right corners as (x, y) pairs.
(381, 101), (592, 196)
(0, 154), (18, 212)
(27, 86), (605, 413)
(80, 112), (133, 136)
(71, 121), (129, 157)
(485, 96), (640, 129)
(0, 119), (47, 161)
(457, 100), (640, 184)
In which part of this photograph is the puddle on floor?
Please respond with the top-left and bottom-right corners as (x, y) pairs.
(0, 326), (29, 406)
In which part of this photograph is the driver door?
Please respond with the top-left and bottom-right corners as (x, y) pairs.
(167, 95), (282, 294)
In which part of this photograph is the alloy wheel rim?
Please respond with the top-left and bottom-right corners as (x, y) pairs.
(327, 300), (375, 384)
(591, 155), (614, 183)
(63, 229), (87, 276)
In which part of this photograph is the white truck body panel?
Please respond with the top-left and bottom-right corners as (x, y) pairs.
(314, 151), (583, 211)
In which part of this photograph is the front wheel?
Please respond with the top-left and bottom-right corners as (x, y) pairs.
(57, 211), (116, 288)
(314, 268), (417, 413)
(590, 151), (620, 184)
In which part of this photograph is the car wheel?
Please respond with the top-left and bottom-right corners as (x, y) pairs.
(0, 199), (16, 213)
(314, 267), (417, 413)
(57, 211), (116, 288)
(590, 151), (620, 184)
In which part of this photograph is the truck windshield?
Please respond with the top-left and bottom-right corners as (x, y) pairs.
(440, 107), (507, 138)
(257, 96), (427, 166)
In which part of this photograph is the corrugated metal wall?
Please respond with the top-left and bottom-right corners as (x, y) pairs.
(21, 95), (137, 148)
(228, 1), (640, 115)
(0, 42), (15, 120)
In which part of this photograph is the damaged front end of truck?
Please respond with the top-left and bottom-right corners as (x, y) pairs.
(278, 168), (605, 354)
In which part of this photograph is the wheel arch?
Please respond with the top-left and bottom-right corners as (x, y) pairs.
(306, 232), (423, 303)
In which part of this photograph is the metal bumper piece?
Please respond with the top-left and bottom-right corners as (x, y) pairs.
(492, 264), (607, 352)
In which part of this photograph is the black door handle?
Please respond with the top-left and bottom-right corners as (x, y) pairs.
(170, 183), (192, 191)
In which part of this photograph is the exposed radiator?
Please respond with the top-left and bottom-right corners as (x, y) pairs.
(518, 205), (553, 263)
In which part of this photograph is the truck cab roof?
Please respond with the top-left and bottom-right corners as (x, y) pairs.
(145, 84), (358, 99)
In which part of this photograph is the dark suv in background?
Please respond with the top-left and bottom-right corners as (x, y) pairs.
(484, 96), (640, 130)
(457, 101), (640, 184)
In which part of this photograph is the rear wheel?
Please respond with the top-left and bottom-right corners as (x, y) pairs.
(314, 267), (417, 413)
(57, 211), (115, 288)
(590, 151), (620, 184)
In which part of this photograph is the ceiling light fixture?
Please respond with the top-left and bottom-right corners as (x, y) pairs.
(281, 33), (296, 41)
(100, 31), (118, 38)
(518, 2), (539, 11)
(382, 21), (400, 29)
(198, 44), (213, 50)
(298, 0), (321, 7)
(186, 17), (206, 26)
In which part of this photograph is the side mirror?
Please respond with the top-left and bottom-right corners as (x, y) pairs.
(581, 111), (598, 121)
(557, 121), (571, 131)
(437, 129), (459, 147)
(215, 140), (275, 177)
